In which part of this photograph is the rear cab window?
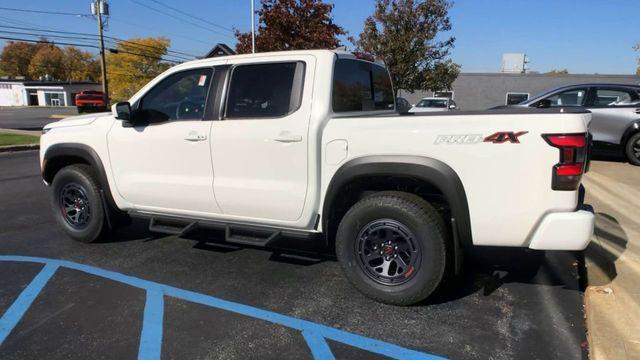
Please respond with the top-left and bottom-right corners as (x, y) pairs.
(332, 58), (395, 113)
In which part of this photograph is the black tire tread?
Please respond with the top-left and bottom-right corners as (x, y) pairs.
(336, 191), (448, 305)
(52, 164), (106, 243)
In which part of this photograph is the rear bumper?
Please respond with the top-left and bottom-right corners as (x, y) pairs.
(528, 205), (595, 250)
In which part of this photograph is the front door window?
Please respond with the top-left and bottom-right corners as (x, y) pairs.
(545, 88), (588, 107)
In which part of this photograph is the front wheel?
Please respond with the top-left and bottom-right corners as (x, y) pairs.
(625, 132), (640, 166)
(336, 191), (448, 305)
(51, 164), (107, 243)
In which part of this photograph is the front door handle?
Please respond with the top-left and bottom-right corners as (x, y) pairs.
(273, 132), (302, 143)
(635, 108), (640, 114)
(184, 132), (207, 142)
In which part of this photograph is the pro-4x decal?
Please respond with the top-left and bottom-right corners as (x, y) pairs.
(483, 131), (528, 144)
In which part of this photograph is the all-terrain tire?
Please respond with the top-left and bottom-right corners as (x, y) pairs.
(336, 191), (448, 305)
(50, 164), (106, 243)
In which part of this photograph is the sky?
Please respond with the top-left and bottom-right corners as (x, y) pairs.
(0, 0), (638, 74)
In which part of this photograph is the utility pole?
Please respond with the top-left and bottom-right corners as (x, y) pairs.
(250, 0), (255, 53)
(92, 0), (110, 106)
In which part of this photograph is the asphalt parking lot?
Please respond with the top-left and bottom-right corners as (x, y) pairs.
(0, 107), (78, 130)
(0, 151), (587, 359)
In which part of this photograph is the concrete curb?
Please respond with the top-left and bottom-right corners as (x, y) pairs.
(0, 144), (39, 153)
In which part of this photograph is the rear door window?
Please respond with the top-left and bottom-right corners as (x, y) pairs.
(224, 62), (305, 119)
(593, 88), (640, 107)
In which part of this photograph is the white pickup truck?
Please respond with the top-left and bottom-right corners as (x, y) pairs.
(40, 50), (594, 305)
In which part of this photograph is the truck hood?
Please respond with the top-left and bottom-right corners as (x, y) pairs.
(43, 112), (111, 130)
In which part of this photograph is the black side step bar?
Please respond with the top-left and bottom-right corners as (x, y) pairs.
(148, 217), (198, 237)
(135, 212), (315, 248)
(225, 226), (281, 247)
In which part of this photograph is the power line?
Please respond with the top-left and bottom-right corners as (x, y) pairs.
(109, 17), (213, 47)
(0, 6), (89, 17)
(0, 25), (197, 60)
(0, 13), (210, 57)
(144, 0), (233, 32)
(127, 0), (234, 39)
(0, 36), (182, 63)
(0, 30), (191, 62)
(0, 9), (208, 57)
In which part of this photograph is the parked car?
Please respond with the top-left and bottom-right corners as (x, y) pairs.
(40, 50), (594, 305)
(408, 97), (457, 113)
(75, 90), (107, 113)
(510, 84), (640, 165)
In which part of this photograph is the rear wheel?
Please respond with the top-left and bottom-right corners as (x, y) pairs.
(625, 132), (640, 166)
(51, 164), (106, 243)
(336, 191), (448, 305)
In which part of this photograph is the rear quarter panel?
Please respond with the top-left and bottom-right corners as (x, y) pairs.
(321, 112), (590, 247)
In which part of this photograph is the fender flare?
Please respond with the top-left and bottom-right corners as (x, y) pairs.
(322, 155), (472, 248)
(42, 143), (119, 213)
(621, 120), (640, 146)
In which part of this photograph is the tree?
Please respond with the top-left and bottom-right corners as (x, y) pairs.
(234, 0), (346, 54)
(64, 47), (101, 82)
(357, 0), (459, 96)
(106, 37), (172, 102)
(546, 69), (569, 75)
(635, 42), (639, 76)
(0, 41), (39, 77)
(28, 43), (66, 80)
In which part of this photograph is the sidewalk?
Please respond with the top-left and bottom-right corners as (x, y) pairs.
(582, 161), (640, 359)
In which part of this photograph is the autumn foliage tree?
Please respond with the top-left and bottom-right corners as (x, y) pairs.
(106, 37), (172, 102)
(0, 41), (40, 77)
(357, 0), (459, 95)
(28, 43), (66, 80)
(64, 46), (101, 82)
(0, 40), (100, 81)
(234, 0), (346, 54)
(546, 69), (569, 75)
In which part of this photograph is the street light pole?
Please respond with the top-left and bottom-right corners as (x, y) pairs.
(250, 0), (255, 53)
(93, 0), (110, 106)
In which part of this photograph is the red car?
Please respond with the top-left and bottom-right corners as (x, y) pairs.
(75, 90), (107, 113)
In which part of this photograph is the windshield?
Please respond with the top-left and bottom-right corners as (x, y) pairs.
(416, 99), (447, 108)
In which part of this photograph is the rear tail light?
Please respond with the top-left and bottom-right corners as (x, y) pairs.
(542, 133), (588, 191)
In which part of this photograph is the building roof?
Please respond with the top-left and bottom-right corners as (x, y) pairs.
(458, 72), (640, 79)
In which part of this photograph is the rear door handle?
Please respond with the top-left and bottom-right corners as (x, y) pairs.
(184, 132), (207, 142)
(273, 133), (302, 143)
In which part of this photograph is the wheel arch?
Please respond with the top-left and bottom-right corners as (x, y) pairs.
(42, 143), (120, 214)
(621, 120), (640, 145)
(322, 155), (472, 249)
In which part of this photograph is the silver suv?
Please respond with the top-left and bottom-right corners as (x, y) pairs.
(517, 84), (640, 165)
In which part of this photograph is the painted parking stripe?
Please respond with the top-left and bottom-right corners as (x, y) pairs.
(138, 289), (164, 360)
(0, 256), (446, 359)
(303, 330), (335, 360)
(0, 263), (58, 346)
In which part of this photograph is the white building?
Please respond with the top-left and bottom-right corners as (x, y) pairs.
(0, 79), (101, 107)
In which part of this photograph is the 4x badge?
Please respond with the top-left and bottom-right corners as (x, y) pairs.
(434, 131), (528, 145)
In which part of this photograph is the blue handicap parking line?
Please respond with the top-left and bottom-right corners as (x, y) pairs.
(0, 255), (446, 360)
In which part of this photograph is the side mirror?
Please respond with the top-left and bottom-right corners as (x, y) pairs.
(536, 99), (552, 108)
(112, 102), (131, 121)
(449, 104), (456, 109)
